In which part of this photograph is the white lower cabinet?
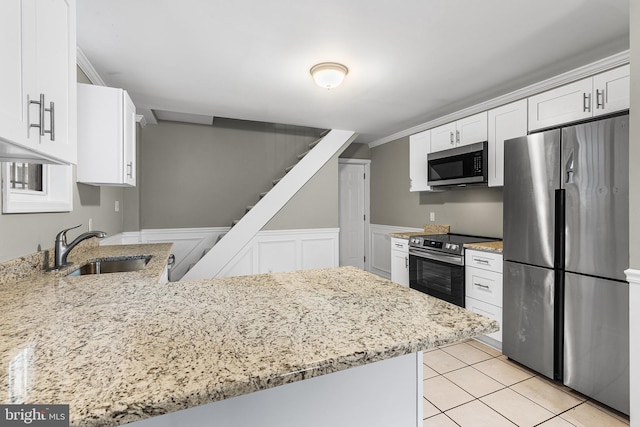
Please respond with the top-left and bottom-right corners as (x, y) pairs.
(390, 237), (409, 287)
(465, 249), (503, 346)
(465, 297), (502, 343)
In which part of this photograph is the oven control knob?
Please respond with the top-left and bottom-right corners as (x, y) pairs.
(450, 244), (458, 251)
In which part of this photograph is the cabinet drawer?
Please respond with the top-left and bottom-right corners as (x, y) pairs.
(465, 297), (502, 343)
(465, 249), (502, 273)
(466, 267), (503, 306)
(391, 237), (408, 252)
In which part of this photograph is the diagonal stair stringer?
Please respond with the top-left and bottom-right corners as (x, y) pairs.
(181, 129), (357, 280)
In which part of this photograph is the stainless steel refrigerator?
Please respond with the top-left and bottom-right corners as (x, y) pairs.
(502, 114), (629, 415)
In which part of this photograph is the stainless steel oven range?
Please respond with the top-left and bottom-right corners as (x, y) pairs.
(408, 233), (496, 307)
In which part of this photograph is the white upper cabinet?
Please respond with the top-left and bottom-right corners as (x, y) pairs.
(0, 0), (76, 164)
(430, 111), (488, 153)
(592, 64), (630, 115)
(430, 122), (457, 152)
(528, 65), (629, 132)
(487, 99), (528, 187)
(409, 130), (431, 192)
(77, 84), (137, 187)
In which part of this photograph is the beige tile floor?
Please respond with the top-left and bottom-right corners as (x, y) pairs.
(423, 339), (630, 427)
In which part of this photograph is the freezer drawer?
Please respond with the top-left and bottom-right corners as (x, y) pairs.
(564, 272), (629, 415)
(503, 261), (556, 379)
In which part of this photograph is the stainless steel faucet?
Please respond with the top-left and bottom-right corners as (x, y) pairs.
(53, 224), (107, 269)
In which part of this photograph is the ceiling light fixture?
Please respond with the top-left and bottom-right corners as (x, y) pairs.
(310, 62), (349, 89)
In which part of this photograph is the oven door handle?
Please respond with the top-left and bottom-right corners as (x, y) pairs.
(409, 249), (464, 266)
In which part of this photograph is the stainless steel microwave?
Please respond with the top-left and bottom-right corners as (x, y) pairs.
(427, 141), (488, 187)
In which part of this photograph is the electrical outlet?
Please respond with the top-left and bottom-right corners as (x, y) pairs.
(430, 212), (435, 222)
(115, 201), (120, 212)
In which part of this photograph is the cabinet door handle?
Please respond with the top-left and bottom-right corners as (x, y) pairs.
(456, 130), (460, 144)
(595, 89), (605, 109)
(127, 162), (133, 178)
(474, 283), (490, 289)
(44, 101), (55, 141)
(29, 94), (46, 136)
(405, 256), (408, 268)
(475, 259), (490, 265)
(449, 132), (454, 145)
(583, 92), (591, 112)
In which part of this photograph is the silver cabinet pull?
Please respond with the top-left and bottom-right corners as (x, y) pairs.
(583, 93), (591, 112)
(474, 283), (490, 289)
(127, 162), (133, 178)
(595, 89), (605, 109)
(29, 93), (46, 136)
(475, 259), (490, 265)
(405, 256), (408, 268)
(456, 130), (460, 144)
(449, 131), (454, 144)
(44, 101), (55, 141)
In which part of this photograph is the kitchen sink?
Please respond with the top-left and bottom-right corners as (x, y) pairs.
(67, 255), (152, 276)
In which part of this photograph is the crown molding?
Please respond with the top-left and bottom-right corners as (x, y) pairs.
(369, 50), (630, 148)
(76, 46), (106, 86)
(135, 115), (147, 128)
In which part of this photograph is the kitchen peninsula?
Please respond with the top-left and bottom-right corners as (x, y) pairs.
(0, 243), (497, 427)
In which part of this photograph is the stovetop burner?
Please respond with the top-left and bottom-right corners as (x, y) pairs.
(408, 233), (497, 256)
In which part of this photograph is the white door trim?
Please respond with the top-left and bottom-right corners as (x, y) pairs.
(339, 158), (370, 271)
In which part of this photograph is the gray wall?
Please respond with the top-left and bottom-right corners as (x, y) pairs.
(140, 121), (328, 229)
(265, 156), (339, 229)
(340, 142), (371, 160)
(631, 2), (639, 268)
(0, 67), (125, 262)
(370, 136), (504, 238)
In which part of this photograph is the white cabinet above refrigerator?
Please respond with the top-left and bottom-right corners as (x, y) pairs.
(77, 83), (136, 187)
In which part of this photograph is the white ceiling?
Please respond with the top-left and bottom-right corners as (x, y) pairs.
(77, 0), (629, 144)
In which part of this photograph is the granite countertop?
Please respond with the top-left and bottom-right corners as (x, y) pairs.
(464, 241), (503, 254)
(1, 252), (497, 426)
(389, 224), (451, 239)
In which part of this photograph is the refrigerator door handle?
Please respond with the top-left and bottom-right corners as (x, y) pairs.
(565, 152), (574, 184)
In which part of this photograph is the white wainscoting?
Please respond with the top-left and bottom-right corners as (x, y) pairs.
(627, 268), (640, 427)
(102, 228), (339, 281)
(101, 227), (229, 281)
(368, 224), (422, 279)
(219, 228), (339, 278)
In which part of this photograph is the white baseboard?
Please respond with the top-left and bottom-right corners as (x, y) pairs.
(626, 268), (639, 427)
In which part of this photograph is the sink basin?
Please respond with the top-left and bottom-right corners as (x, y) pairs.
(67, 256), (152, 276)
